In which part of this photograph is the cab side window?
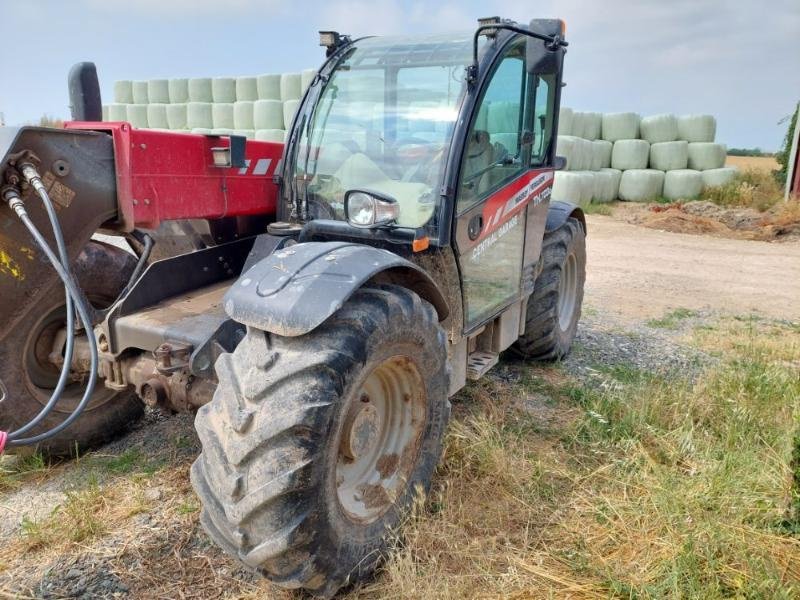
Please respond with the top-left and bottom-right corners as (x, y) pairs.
(457, 40), (528, 212)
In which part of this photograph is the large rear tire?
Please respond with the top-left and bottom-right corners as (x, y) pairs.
(191, 284), (449, 597)
(513, 217), (586, 360)
(0, 240), (144, 456)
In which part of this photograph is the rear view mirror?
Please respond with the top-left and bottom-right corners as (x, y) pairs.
(553, 156), (567, 171)
(526, 19), (566, 74)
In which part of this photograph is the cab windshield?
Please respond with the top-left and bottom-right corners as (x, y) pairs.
(289, 33), (474, 233)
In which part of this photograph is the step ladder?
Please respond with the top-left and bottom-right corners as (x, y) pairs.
(466, 351), (499, 380)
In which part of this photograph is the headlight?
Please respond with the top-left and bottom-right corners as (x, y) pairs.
(345, 190), (399, 228)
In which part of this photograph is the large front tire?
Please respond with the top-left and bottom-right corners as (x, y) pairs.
(191, 284), (449, 597)
(513, 217), (586, 360)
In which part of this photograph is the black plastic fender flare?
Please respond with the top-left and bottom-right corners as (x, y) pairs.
(223, 241), (449, 336)
(545, 200), (586, 234)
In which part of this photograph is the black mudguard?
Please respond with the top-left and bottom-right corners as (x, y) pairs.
(223, 241), (449, 336)
(545, 200), (586, 234)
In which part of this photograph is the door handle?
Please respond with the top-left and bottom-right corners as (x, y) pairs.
(468, 214), (483, 240)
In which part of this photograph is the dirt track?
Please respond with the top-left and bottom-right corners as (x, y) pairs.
(584, 214), (800, 322)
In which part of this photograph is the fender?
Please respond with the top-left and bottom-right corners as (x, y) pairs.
(223, 241), (449, 337)
(545, 200), (586, 234)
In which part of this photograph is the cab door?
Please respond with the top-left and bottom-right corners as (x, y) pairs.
(453, 37), (556, 331)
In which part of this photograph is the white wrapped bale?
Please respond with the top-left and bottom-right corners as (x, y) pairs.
(601, 112), (640, 142)
(191, 128), (213, 135)
(147, 80), (170, 104)
(677, 114), (716, 143)
(611, 139), (650, 170)
(187, 102), (213, 129)
(582, 112), (602, 141)
(188, 78), (213, 102)
(211, 128), (234, 136)
(301, 69), (316, 92)
(233, 101), (255, 129)
(663, 169), (703, 200)
(126, 104), (149, 128)
(254, 100), (284, 129)
(558, 107), (573, 136)
(233, 129), (255, 140)
(113, 81), (134, 104)
(102, 105), (109, 121)
(688, 142), (726, 171)
(640, 114), (678, 143)
(618, 169), (665, 202)
(255, 129), (286, 143)
(168, 79), (189, 103)
(701, 166), (738, 189)
(556, 136), (591, 171)
(132, 81), (149, 104)
(166, 104), (187, 129)
(649, 140), (688, 171)
(283, 100), (300, 130)
(592, 140), (613, 170)
(551, 171), (594, 207)
(108, 103), (128, 121)
(212, 103), (235, 129)
(594, 168), (622, 202)
(280, 73), (302, 101)
(257, 74), (281, 100)
(571, 112), (585, 139)
(212, 77), (236, 103)
(236, 77), (258, 101)
(146, 104), (169, 129)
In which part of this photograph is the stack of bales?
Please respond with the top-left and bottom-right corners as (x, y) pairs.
(103, 68), (317, 142)
(552, 109), (737, 205)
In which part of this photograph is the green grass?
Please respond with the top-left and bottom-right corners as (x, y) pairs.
(0, 452), (51, 492)
(582, 202), (614, 216)
(646, 307), (698, 329)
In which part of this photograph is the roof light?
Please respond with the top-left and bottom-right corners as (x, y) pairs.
(319, 31), (340, 49)
(477, 16), (501, 37)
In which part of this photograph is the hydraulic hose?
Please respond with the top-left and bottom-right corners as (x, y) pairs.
(0, 173), (100, 450)
(8, 165), (76, 437)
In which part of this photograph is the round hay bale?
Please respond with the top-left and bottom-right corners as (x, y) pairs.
(601, 112), (640, 142)
(168, 79), (189, 103)
(146, 104), (169, 129)
(147, 80), (170, 104)
(280, 73), (302, 101)
(283, 99), (300, 130)
(187, 102), (213, 129)
(255, 129), (286, 143)
(701, 166), (738, 189)
(126, 104), (149, 128)
(212, 77), (237, 103)
(108, 103), (128, 121)
(102, 105), (109, 121)
(257, 74), (281, 100)
(233, 129), (256, 140)
(557, 136), (593, 171)
(558, 107), (574, 136)
(113, 81), (133, 104)
(649, 140), (689, 171)
(552, 171), (594, 206)
(233, 101), (255, 130)
(191, 128), (213, 134)
(301, 69), (316, 92)
(677, 114), (716, 143)
(236, 77), (258, 101)
(211, 128), (234, 136)
(212, 103), (235, 129)
(595, 167), (622, 202)
(188, 78), (213, 102)
(640, 114), (678, 143)
(688, 142), (726, 171)
(254, 99), (284, 129)
(618, 169), (665, 202)
(592, 140), (613, 170)
(582, 112), (602, 141)
(611, 139), (650, 170)
(571, 112), (586, 139)
(131, 81), (149, 104)
(166, 104), (188, 129)
(663, 169), (703, 200)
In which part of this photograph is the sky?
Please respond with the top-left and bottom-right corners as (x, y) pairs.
(1, 0), (798, 151)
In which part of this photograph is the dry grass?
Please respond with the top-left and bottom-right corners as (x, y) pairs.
(700, 168), (784, 212)
(725, 155), (780, 173)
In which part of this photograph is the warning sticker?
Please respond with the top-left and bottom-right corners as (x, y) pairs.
(42, 171), (76, 209)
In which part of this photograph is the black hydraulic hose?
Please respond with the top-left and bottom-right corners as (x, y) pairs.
(9, 169), (76, 437)
(3, 191), (99, 447)
(118, 232), (152, 298)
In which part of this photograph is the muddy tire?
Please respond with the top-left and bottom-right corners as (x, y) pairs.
(191, 284), (449, 597)
(513, 217), (586, 360)
(0, 240), (144, 456)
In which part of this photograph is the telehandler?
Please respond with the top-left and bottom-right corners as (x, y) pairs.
(0, 17), (584, 596)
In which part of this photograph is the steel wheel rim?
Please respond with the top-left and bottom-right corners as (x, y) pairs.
(557, 252), (578, 331)
(336, 354), (426, 523)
